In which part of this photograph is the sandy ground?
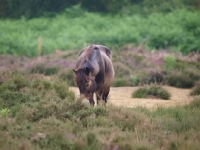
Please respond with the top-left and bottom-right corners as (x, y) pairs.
(69, 86), (193, 109)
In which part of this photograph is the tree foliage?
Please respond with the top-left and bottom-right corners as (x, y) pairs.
(0, 0), (199, 18)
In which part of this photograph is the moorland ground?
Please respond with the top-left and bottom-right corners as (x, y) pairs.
(70, 86), (193, 109)
(0, 48), (200, 150)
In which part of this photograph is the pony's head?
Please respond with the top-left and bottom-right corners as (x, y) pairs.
(73, 66), (97, 105)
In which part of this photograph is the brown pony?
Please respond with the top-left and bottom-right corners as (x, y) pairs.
(73, 45), (114, 105)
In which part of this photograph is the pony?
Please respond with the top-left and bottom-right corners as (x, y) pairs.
(73, 44), (114, 105)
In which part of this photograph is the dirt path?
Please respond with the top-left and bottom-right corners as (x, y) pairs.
(69, 86), (193, 109)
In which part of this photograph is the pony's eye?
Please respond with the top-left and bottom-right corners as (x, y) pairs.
(85, 83), (89, 87)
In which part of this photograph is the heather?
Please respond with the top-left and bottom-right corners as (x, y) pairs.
(132, 84), (171, 100)
(112, 45), (200, 88)
(0, 71), (199, 149)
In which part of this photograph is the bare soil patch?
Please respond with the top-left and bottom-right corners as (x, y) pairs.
(69, 86), (193, 109)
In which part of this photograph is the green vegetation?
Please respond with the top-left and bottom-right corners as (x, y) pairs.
(132, 84), (171, 100)
(1, 0), (198, 18)
(163, 55), (176, 71)
(112, 79), (130, 87)
(110, 44), (200, 88)
(0, 1), (200, 148)
(0, 72), (200, 149)
(0, 108), (9, 118)
(0, 9), (200, 57)
(190, 81), (200, 96)
(130, 75), (138, 86)
(30, 64), (60, 75)
(132, 87), (148, 98)
(165, 60), (200, 88)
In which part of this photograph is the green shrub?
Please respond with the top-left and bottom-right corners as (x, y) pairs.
(132, 88), (148, 98)
(0, 71), (11, 85)
(30, 64), (60, 75)
(0, 108), (9, 118)
(86, 132), (101, 149)
(165, 68), (200, 88)
(145, 70), (164, 84)
(132, 85), (171, 100)
(148, 85), (171, 100)
(58, 70), (75, 86)
(31, 78), (52, 91)
(0, 75), (28, 92)
(38, 132), (73, 150)
(0, 90), (31, 108)
(130, 75), (138, 86)
(53, 79), (75, 100)
(164, 55), (176, 71)
(190, 81), (200, 96)
(112, 79), (129, 87)
(186, 96), (200, 109)
(153, 104), (200, 134)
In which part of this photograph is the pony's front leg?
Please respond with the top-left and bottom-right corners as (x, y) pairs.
(102, 87), (110, 103)
(89, 94), (95, 106)
(95, 89), (102, 105)
(89, 99), (95, 106)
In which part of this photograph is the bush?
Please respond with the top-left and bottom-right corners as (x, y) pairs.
(164, 55), (176, 71)
(0, 71), (12, 85)
(112, 79), (130, 87)
(148, 85), (171, 100)
(130, 75), (138, 86)
(165, 68), (200, 88)
(145, 70), (164, 84)
(0, 90), (31, 108)
(132, 87), (148, 98)
(38, 132), (73, 150)
(31, 78), (52, 91)
(132, 84), (171, 100)
(30, 64), (60, 75)
(0, 74), (28, 92)
(190, 81), (200, 96)
(58, 70), (75, 86)
(53, 79), (75, 100)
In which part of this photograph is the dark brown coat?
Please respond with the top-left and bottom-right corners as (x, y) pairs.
(73, 45), (114, 105)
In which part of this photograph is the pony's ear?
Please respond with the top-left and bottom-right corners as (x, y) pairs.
(73, 69), (77, 74)
(85, 67), (90, 76)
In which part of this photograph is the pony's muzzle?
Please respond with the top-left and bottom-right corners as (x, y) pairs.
(80, 94), (90, 105)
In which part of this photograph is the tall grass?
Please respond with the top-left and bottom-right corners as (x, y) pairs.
(0, 9), (200, 57)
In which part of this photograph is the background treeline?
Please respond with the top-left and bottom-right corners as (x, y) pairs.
(1, 9), (200, 57)
(0, 0), (199, 18)
(0, 0), (200, 57)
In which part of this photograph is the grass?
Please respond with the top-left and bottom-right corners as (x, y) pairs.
(0, 9), (200, 57)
